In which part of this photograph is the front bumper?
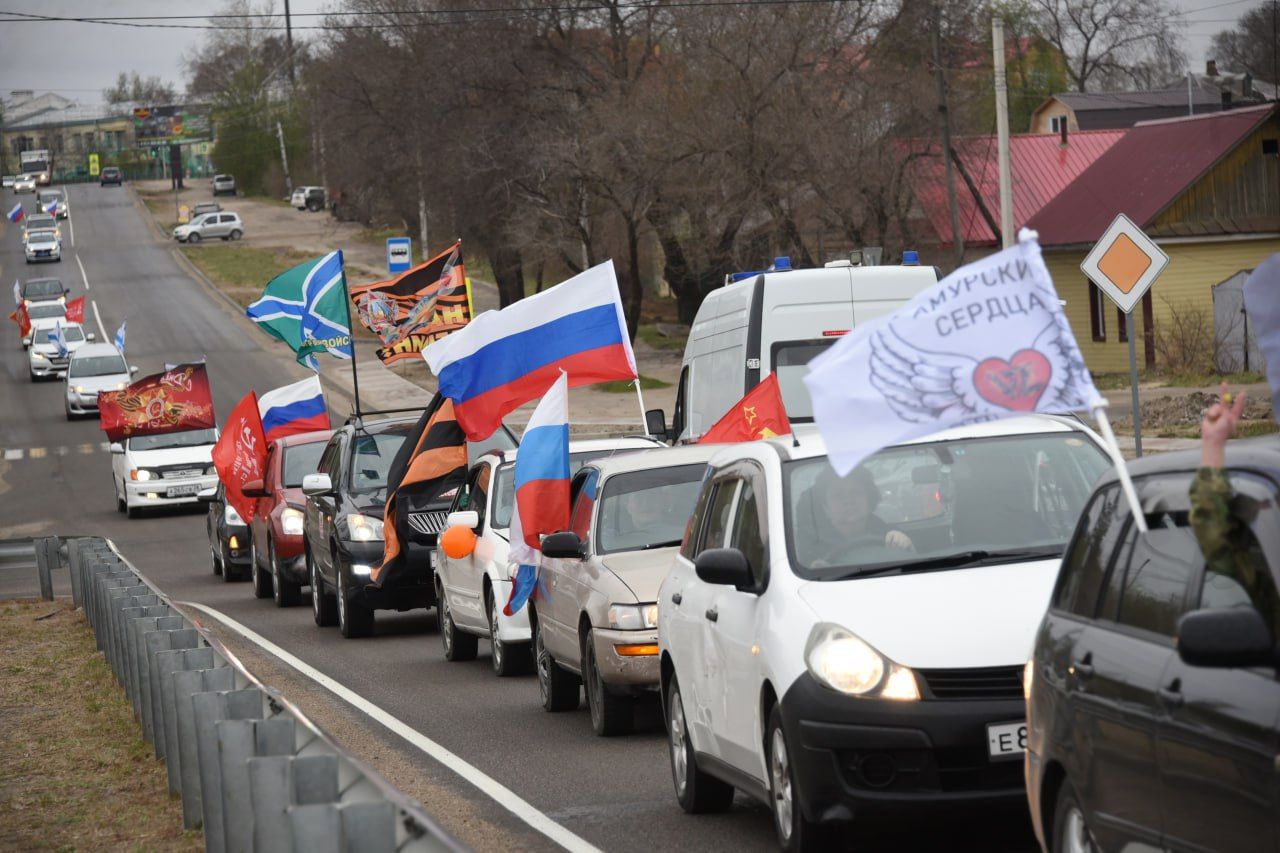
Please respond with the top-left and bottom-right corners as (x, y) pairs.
(778, 673), (1027, 827)
(125, 475), (218, 507)
(351, 540), (435, 611)
(66, 389), (103, 414)
(591, 626), (660, 688)
(26, 251), (60, 262)
(221, 522), (252, 568)
(30, 356), (68, 378)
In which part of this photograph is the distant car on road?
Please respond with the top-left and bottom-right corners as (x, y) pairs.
(290, 186), (326, 211)
(201, 482), (251, 580)
(64, 342), (136, 420)
(243, 430), (331, 606)
(212, 174), (236, 196)
(28, 321), (91, 381)
(13, 173), (36, 193)
(1025, 439), (1280, 853)
(36, 189), (68, 219)
(99, 166), (123, 186)
(20, 276), (68, 307)
(23, 213), (58, 242)
(20, 301), (67, 348)
(25, 229), (61, 263)
(191, 201), (221, 218)
(111, 427), (219, 519)
(173, 211), (243, 243)
(2, 175), (14, 188)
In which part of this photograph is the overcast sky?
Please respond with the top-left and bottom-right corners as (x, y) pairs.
(0, 0), (1263, 98)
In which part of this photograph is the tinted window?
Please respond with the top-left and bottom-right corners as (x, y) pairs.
(348, 430), (410, 493)
(24, 281), (62, 298)
(281, 441), (327, 488)
(1103, 513), (1201, 638)
(1194, 473), (1280, 641)
(1054, 485), (1126, 617)
(492, 463), (515, 529)
(69, 354), (127, 377)
(595, 464), (707, 555)
(470, 463), (492, 529)
(319, 437), (342, 481)
(730, 480), (767, 586)
(772, 340), (835, 421)
(568, 469), (600, 542)
(129, 428), (217, 451)
(680, 469), (715, 560)
(701, 480), (739, 554)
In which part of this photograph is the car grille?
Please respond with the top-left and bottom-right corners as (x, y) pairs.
(158, 465), (205, 479)
(48, 357), (68, 369)
(407, 511), (449, 536)
(917, 666), (1024, 701)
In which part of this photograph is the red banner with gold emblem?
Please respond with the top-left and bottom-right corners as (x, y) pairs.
(98, 363), (216, 443)
(698, 372), (791, 444)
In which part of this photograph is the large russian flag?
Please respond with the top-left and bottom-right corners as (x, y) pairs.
(423, 261), (637, 441)
(257, 375), (330, 443)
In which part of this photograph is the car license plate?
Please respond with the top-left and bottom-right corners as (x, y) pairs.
(166, 484), (200, 498)
(986, 721), (1026, 760)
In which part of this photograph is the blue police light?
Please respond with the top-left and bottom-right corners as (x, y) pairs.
(772, 256), (792, 271)
(902, 250), (920, 265)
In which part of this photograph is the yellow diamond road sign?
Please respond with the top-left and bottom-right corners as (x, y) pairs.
(1080, 213), (1169, 314)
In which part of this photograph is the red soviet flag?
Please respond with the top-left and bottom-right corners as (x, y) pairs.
(698, 372), (792, 444)
(8, 304), (30, 337)
(211, 392), (267, 521)
(65, 296), (85, 324)
(98, 363), (216, 443)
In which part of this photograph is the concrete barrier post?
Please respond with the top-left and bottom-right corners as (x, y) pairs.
(218, 717), (296, 853)
(157, 646), (216, 794)
(193, 688), (265, 853)
(145, 627), (200, 757)
(174, 666), (236, 829)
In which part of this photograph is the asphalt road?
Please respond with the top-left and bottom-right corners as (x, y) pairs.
(0, 184), (1037, 852)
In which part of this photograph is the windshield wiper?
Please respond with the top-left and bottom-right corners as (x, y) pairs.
(638, 539), (683, 551)
(831, 547), (1063, 580)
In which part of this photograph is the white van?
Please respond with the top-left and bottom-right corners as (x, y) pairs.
(654, 257), (938, 442)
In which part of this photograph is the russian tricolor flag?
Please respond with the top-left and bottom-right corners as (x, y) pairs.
(7, 203), (23, 224)
(423, 261), (637, 441)
(257, 375), (330, 443)
(505, 372), (570, 616)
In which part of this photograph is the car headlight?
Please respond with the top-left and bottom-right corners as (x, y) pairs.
(804, 623), (919, 700)
(607, 603), (659, 630)
(280, 506), (305, 536)
(347, 513), (384, 542)
(73, 385), (85, 393)
(131, 468), (154, 482)
(224, 504), (244, 525)
(31, 351), (47, 361)
(1023, 659), (1035, 701)
(205, 466), (216, 476)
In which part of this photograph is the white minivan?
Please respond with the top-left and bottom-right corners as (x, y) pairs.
(653, 257), (938, 442)
(658, 416), (1111, 850)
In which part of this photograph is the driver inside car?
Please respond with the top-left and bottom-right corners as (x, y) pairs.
(809, 465), (914, 567)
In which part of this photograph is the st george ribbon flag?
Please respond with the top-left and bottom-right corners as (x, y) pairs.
(247, 250), (353, 370)
(1243, 252), (1280, 419)
(805, 230), (1103, 477)
(505, 372), (571, 616)
(257, 375), (329, 442)
(212, 391), (268, 521)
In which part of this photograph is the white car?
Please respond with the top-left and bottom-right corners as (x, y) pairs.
(111, 427), (220, 518)
(65, 343), (136, 419)
(28, 321), (91, 381)
(658, 416), (1111, 850)
(13, 173), (36, 193)
(1, 175), (14, 188)
(290, 185), (326, 210)
(173, 211), (243, 243)
(436, 437), (662, 677)
(21, 301), (67, 347)
(25, 229), (61, 263)
(212, 174), (236, 196)
(36, 189), (68, 219)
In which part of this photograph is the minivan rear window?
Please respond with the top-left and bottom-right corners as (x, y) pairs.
(771, 340), (835, 422)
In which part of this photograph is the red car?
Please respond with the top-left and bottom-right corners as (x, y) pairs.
(244, 430), (331, 606)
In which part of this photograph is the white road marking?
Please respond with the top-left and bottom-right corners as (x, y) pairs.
(75, 253), (89, 290)
(3, 449), (22, 461)
(68, 214), (74, 247)
(178, 600), (604, 853)
(91, 299), (107, 341)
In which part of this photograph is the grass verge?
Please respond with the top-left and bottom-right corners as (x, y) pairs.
(0, 599), (200, 851)
(1092, 370), (1266, 390)
(180, 244), (316, 309)
(637, 323), (686, 351)
(597, 375), (672, 393)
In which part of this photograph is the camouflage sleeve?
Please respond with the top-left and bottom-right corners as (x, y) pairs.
(1189, 467), (1242, 573)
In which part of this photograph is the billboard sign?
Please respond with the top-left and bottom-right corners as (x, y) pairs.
(133, 106), (211, 144)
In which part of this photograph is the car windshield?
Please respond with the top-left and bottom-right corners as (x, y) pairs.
(595, 463), (707, 555)
(282, 441), (327, 488)
(348, 428), (411, 494)
(28, 231), (57, 244)
(490, 449), (642, 530)
(69, 354), (127, 377)
(785, 432), (1111, 581)
(27, 303), (65, 319)
(34, 326), (84, 344)
(39, 191), (63, 202)
(129, 428), (218, 452)
(24, 281), (61, 298)
(27, 216), (54, 227)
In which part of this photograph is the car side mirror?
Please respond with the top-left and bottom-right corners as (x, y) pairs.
(1176, 608), (1275, 669)
(695, 548), (754, 589)
(109, 442), (124, 454)
(542, 531), (585, 560)
(86, 333), (96, 341)
(196, 487), (218, 504)
(241, 478), (267, 498)
(129, 365), (139, 374)
(446, 510), (479, 530)
(302, 473), (333, 497)
(645, 408), (669, 442)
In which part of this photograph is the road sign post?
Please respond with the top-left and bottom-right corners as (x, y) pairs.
(386, 238), (412, 274)
(1081, 213), (1170, 457)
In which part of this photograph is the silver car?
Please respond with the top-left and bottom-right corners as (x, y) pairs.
(173, 211), (243, 243)
(13, 173), (36, 193)
(65, 343), (136, 419)
(533, 443), (721, 736)
(212, 174), (236, 196)
(24, 229), (61, 263)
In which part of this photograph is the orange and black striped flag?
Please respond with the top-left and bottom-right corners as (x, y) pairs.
(369, 393), (468, 589)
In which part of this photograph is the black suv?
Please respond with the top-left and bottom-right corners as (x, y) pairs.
(1026, 438), (1280, 853)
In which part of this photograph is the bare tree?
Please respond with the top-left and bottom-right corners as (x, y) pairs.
(103, 72), (178, 106)
(1029, 0), (1184, 91)
(1213, 2), (1280, 85)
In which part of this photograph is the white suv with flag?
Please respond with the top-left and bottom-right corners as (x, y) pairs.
(658, 417), (1111, 849)
(111, 428), (219, 518)
(28, 321), (90, 380)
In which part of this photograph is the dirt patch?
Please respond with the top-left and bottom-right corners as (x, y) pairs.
(1114, 391), (1278, 438)
(0, 600), (200, 851)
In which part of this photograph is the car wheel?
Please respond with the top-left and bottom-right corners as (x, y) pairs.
(667, 674), (735, 813)
(309, 547), (337, 627)
(583, 629), (633, 736)
(768, 705), (827, 852)
(271, 538), (301, 607)
(116, 480), (126, 513)
(209, 523), (222, 572)
(487, 587), (531, 677)
(1052, 782), (1098, 853)
(250, 538), (271, 598)
(533, 612), (579, 712)
(187, 232), (201, 244)
(220, 540), (236, 582)
(439, 587), (477, 660)
(229, 229), (242, 241)
(337, 568), (375, 639)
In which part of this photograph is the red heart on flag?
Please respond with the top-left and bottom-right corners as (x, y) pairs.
(973, 350), (1051, 412)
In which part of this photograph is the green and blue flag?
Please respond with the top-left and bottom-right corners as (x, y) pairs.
(247, 250), (353, 370)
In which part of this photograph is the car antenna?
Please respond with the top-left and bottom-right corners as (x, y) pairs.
(792, 431), (800, 448)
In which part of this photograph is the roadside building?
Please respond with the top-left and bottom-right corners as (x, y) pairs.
(2, 90), (136, 178)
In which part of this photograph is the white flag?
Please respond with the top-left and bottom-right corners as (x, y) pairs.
(804, 230), (1101, 476)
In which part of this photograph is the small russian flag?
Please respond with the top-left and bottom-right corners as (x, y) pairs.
(257, 375), (330, 443)
(43, 198), (58, 215)
(7, 203), (23, 224)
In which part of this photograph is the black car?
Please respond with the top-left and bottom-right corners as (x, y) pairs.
(201, 482), (251, 580)
(100, 166), (122, 186)
(1026, 437), (1280, 853)
(21, 276), (68, 305)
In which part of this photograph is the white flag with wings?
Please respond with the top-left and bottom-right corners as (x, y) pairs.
(805, 230), (1102, 476)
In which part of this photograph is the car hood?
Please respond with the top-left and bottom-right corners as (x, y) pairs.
(794, 559), (1061, 670)
(31, 339), (85, 357)
(347, 490), (387, 513)
(127, 445), (215, 467)
(69, 372), (129, 392)
(599, 546), (681, 602)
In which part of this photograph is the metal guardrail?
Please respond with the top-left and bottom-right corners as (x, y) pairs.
(39, 536), (466, 853)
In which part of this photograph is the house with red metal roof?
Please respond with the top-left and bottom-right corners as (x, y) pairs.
(1027, 103), (1280, 373)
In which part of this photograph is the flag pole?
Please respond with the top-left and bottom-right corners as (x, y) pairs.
(632, 378), (649, 434)
(1090, 400), (1148, 533)
(340, 250), (362, 418)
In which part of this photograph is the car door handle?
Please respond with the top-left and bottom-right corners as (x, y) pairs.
(1070, 653), (1094, 681)
(671, 592), (682, 606)
(1158, 681), (1184, 710)
(704, 608), (718, 622)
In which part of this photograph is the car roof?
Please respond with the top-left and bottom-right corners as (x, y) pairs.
(72, 342), (124, 358)
(472, 436), (663, 469)
(276, 429), (333, 448)
(1101, 433), (1280, 484)
(587, 442), (724, 478)
(341, 414), (418, 434)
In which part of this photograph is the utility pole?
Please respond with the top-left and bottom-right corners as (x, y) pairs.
(992, 16), (1014, 249)
(276, 120), (292, 194)
(1187, 71), (1194, 116)
(933, 2), (965, 266)
(284, 0), (296, 90)
(415, 147), (429, 253)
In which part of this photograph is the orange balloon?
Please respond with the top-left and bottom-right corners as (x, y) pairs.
(440, 525), (477, 559)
